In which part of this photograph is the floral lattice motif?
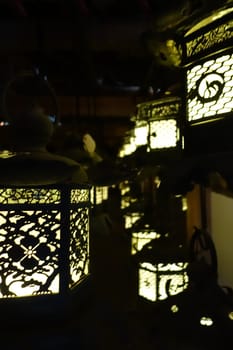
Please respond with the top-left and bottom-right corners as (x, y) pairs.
(0, 210), (60, 298)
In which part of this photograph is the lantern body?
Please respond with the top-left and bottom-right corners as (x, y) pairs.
(182, 7), (233, 155)
(136, 97), (181, 153)
(0, 184), (90, 300)
(148, 97), (181, 151)
(138, 261), (189, 302)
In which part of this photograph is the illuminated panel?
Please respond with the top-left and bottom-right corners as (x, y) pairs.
(0, 186), (90, 299)
(187, 53), (233, 122)
(0, 209), (60, 298)
(148, 98), (180, 150)
(138, 262), (189, 302)
(0, 188), (60, 204)
(69, 208), (89, 288)
(134, 122), (148, 146)
(149, 119), (177, 149)
(131, 230), (160, 255)
(124, 212), (142, 229)
(71, 188), (89, 203)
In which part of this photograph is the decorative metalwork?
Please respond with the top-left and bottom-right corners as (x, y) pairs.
(69, 208), (89, 288)
(187, 53), (233, 122)
(0, 185), (90, 299)
(138, 261), (189, 302)
(150, 99), (180, 120)
(0, 209), (60, 297)
(186, 19), (233, 59)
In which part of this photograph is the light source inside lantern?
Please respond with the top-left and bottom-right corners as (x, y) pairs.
(187, 53), (233, 123)
(138, 261), (189, 302)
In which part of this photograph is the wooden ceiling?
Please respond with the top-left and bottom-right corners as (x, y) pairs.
(0, 0), (231, 156)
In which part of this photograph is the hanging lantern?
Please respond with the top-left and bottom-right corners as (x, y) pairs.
(0, 184), (90, 300)
(0, 71), (91, 316)
(134, 96), (182, 157)
(135, 235), (189, 302)
(182, 5), (233, 154)
(147, 97), (182, 152)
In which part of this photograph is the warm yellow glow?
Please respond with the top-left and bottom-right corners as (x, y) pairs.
(149, 119), (177, 149)
(118, 137), (136, 157)
(91, 186), (108, 205)
(124, 213), (142, 229)
(228, 311), (233, 320)
(187, 54), (233, 122)
(134, 123), (148, 146)
(131, 231), (160, 255)
(171, 304), (179, 313)
(200, 316), (214, 326)
(138, 262), (189, 301)
(0, 188), (60, 204)
(0, 211), (60, 298)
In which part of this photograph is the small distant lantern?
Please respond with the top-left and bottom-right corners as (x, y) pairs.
(135, 235), (189, 302)
(182, 6), (233, 153)
(135, 97), (182, 154)
(147, 97), (181, 152)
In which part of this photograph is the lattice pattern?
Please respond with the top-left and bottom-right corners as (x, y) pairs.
(187, 53), (233, 122)
(71, 188), (89, 203)
(69, 208), (89, 288)
(139, 262), (189, 302)
(149, 119), (178, 149)
(0, 210), (60, 298)
(186, 19), (233, 58)
(151, 101), (180, 119)
(0, 188), (60, 204)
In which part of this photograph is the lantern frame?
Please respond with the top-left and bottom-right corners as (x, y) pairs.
(0, 183), (91, 311)
(182, 6), (233, 155)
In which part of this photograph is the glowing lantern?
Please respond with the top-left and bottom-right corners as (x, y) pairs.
(0, 184), (90, 300)
(147, 97), (181, 152)
(182, 5), (233, 154)
(135, 235), (189, 302)
(134, 97), (182, 153)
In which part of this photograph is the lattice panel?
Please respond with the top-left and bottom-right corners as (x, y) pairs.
(186, 18), (233, 59)
(69, 208), (89, 288)
(187, 53), (233, 122)
(0, 188), (60, 204)
(71, 188), (89, 203)
(149, 119), (178, 149)
(138, 262), (189, 302)
(0, 210), (60, 298)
